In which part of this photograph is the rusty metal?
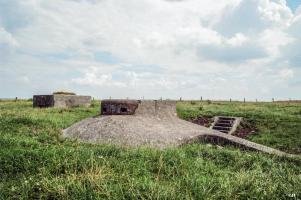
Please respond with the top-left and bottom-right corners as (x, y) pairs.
(101, 99), (140, 115)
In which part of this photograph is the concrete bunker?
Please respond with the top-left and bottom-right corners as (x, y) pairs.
(33, 93), (91, 108)
(63, 99), (297, 158)
(101, 100), (140, 115)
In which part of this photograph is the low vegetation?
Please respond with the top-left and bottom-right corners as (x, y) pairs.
(0, 100), (300, 199)
(178, 101), (301, 154)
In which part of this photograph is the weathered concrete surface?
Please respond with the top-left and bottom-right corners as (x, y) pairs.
(210, 116), (242, 135)
(33, 95), (54, 108)
(101, 100), (140, 115)
(63, 100), (299, 158)
(53, 95), (91, 108)
(33, 95), (91, 108)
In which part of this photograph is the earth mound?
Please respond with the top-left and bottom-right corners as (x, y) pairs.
(64, 101), (208, 148)
(63, 100), (297, 157)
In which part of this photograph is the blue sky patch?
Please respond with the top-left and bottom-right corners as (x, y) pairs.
(286, 0), (301, 12)
(94, 51), (121, 64)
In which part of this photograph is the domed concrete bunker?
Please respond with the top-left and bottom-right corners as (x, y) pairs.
(63, 100), (297, 157)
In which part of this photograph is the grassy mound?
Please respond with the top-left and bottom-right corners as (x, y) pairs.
(0, 100), (300, 199)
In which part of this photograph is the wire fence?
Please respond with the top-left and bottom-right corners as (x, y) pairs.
(1, 97), (300, 103)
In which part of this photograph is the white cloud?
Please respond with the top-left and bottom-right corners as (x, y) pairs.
(71, 66), (127, 88)
(0, 0), (300, 99)
(0, 27), (18, 47)
(278, 68), (294, 79)
(16, 76), (30, 83)
(226, 33), (249, 46)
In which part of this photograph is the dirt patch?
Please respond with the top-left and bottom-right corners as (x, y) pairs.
(233, 121), (257, 138)
(189, 116), (213, 128)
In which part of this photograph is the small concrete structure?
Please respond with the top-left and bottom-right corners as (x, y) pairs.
(210, 116), (242, 135)
(33, 94), (91, 108)
(63, 100), (299, 158)
(101, 100), (140, 115)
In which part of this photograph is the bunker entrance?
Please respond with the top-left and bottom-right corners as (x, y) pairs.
(120, 107), (128, 113)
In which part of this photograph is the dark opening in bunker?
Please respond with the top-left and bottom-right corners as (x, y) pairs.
(101, 100), (139, 115)
(121, 107), (128, 113)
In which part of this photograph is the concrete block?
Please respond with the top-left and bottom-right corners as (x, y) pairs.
(33, 95), (91, 108)
(33, 95), (54, 108)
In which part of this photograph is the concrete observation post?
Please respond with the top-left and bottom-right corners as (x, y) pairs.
(33, 91), (91, 108)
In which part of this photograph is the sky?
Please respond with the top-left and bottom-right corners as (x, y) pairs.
(287, 0), (301, 11)
(0, 0), (301, 100)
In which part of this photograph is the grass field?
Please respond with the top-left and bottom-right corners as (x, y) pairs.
(177, 101), (301, 154)
(0, 100), (300, 199)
